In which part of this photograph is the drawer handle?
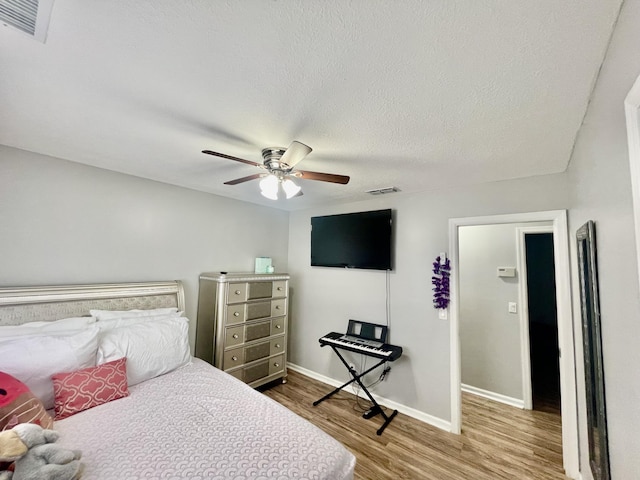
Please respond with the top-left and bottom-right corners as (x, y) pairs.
(232, 356), (238, 361)
(234, 312), (240, 317)
(232, 334), (239, 339)
(275, 344), (281, 348)
(275, 305), (281, 310)
(275, 324), (281, 329)
(235, 290), (241, 295)
(274, 363), (280, 368)
(277, 287), (283, 291)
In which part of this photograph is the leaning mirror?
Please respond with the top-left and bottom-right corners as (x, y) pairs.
(576, 220), (610, 480)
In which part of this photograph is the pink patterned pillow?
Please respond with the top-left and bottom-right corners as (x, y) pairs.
(52, 357), (129, 420)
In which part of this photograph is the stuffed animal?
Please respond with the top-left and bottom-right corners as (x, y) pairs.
(0, 424), (83, 480)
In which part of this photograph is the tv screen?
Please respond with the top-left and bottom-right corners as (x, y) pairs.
(310, 209), (393, 270)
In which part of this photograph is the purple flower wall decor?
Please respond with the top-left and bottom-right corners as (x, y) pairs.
(432, 255), (451, 310)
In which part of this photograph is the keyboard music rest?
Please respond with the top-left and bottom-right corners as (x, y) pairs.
(319, 332), (403, 361)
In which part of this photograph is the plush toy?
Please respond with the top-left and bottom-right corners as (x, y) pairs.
(0, 424), (83, 480)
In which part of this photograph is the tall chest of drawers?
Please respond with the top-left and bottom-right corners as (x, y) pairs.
(195, 272), (289, 387)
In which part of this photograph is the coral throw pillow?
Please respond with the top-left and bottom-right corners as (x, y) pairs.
(0, 371), (53, 431)
(52, 357), (129, 420)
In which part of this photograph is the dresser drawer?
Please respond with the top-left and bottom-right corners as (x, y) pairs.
(270, 337), (285, 355)
(271, 298), (286, 317)
(224, 346), (244, 370)
(223, 339), (284, 371)
(269, 354), (285, 376)
(225, 325), (244, 346)
(248, 281), (273, 299)
(227, 283), (248, 303)
(272, 281), (287, 298)
(271, 317), (286, 335)
(227, 281), (284, 303)
(228, 355), (285, 384)
(225, 320), (272, 346)
(226, 299), (284, 326)
(226, 304), (246, 325)
(248, 301), (273, 321)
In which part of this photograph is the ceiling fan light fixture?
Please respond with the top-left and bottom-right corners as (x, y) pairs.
(282, 178), (302, 199)
(202, 140), (348, 197)
(259, 175), (279, 200)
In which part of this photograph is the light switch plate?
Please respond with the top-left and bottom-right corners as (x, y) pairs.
(439, 309), (448, 320)
(508, 302), (518, 313)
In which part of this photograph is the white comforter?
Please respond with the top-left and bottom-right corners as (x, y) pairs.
(55, 359), (355, 480)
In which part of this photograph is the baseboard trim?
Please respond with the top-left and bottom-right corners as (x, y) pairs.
(287, 362), (452, 433)
(461, 383), (525, 409)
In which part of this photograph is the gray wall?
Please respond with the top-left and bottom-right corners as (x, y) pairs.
(0, 146), (290, 348)
(287, 174), (570, 421)
(459, 223), (550, 400)
(565, 0), (640, 478)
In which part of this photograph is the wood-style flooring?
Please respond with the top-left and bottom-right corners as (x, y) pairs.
(260, 369), (567, 480)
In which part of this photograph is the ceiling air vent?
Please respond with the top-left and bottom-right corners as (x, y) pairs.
(0, 0), (54, 42)
(366, 186), (400, 195)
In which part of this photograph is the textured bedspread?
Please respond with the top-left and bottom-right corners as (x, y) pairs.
(55, 359), (355, 480)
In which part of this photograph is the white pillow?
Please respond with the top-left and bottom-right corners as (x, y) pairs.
(0, 316), (96, 337)
(0, 327), (99, 409)
(95, 312), (184, 331)
(97, 317), (191, 386)
(90, 307), (178, 321)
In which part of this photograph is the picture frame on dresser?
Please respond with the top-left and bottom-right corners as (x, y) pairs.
(195, 272), (290, 387)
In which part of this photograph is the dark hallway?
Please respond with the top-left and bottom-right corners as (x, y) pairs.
(525, 233), (561, 414)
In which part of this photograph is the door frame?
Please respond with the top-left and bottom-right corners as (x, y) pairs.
(449, 210), (578, 478)
(516, 225), (554, 410)
(624, 74), (640, 290)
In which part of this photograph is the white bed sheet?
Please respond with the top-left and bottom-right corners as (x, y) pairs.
(55, 358), (355, 480)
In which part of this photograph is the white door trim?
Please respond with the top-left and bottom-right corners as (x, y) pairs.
(624, 74), (640, 290)
(449, 210), (578, 479)
(516, 225), (554, 411)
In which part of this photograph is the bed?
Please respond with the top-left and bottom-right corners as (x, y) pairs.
(0, 281), (355, 480)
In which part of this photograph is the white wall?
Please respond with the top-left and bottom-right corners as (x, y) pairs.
(565, 1), (640, 478)
(0, 146), (290, 348)
(287, 173), (570, 421)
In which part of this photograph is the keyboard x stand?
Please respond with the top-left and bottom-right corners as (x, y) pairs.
(312, 344), (398, 435)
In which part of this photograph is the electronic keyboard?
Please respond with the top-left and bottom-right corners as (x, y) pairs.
(319, 332), (403, 361)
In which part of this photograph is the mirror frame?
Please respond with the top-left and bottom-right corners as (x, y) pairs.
(576, 220), (610, 480)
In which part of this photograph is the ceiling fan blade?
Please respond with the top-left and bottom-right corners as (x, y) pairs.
(202, 150), (264, 167)
(224, 173), (268, 185)
(295, 169), (350, 185)
(279, 141), (312, 168)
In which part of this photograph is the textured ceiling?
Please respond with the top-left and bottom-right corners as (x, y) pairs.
(0, 0), (622, 210)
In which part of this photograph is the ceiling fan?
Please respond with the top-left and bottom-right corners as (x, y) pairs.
(202, 141), (350, 200)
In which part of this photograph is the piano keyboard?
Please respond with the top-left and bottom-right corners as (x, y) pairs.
(319, 332), (403, 361)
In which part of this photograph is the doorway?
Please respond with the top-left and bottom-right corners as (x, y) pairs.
(449, 210), (578, 479)
(523, 231), (561, 413)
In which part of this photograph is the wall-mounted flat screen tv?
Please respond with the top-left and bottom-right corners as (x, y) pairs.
(311, 209), (393, 271)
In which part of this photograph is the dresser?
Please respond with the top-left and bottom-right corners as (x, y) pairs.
(195, 272), (290, 387)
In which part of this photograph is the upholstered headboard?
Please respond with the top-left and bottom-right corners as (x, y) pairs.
(0, 281), (185, 326)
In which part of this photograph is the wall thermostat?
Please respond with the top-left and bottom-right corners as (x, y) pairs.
(497, 266), (516, 277)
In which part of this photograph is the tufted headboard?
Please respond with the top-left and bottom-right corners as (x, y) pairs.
(0, 281), (185, 326)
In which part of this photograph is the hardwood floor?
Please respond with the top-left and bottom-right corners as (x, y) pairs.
(260, 369), (567, 480)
